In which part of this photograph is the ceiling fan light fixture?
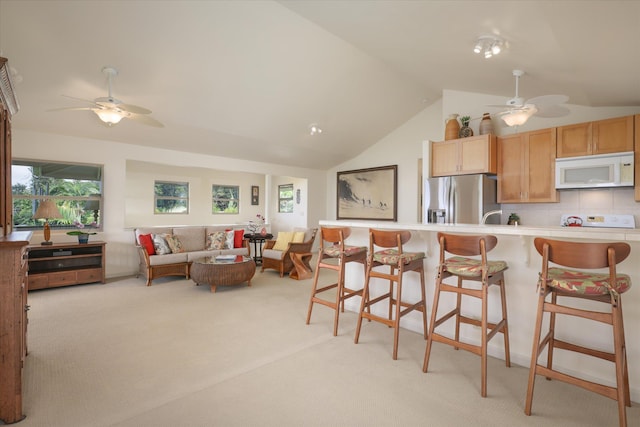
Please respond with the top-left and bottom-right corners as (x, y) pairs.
(94, 109), (125, 125)
(501, 105), (537, 127)
(473, 35), (505, 59)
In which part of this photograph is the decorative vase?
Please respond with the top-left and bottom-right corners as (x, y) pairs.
(459, 125), (473, 138)
(444, 114), (460, 141)
(78, 234), (89, 244)
(479, 113), (494, 135)
(260, 227), (267, 236)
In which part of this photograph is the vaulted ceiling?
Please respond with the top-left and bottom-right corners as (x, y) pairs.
(1, 1), (639, 169)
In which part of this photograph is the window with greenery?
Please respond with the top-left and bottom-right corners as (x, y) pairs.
(278, 183), (294, 213)
(154, 181), (189, 214)
(212, 185), (239, 214)
(12, 160), (103, 231)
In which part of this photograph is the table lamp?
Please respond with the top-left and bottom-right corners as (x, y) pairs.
(33, 199), (62, 245)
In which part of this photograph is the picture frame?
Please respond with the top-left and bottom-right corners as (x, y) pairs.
(251, 185), (259, 205)
(337, 165), (397, 221)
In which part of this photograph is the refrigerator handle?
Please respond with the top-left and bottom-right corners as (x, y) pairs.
(448, 177), (455, 224)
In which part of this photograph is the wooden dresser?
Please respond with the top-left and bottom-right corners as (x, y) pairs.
(0, 231), (31, 424)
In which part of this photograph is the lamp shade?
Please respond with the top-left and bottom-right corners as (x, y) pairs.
(94, 109), (125, 125)
(501, 105), (537, 127)
(33, 200), (62, 220)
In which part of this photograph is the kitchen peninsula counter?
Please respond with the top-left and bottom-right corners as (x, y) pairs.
(318, 219), (640, 403)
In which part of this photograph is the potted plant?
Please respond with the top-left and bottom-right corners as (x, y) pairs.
(459, 115), (473, 138)
(67, 222), (97, 244)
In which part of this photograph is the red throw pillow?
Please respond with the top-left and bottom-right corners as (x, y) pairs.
(234, 229), (245, 248)
(138, 233), (156, 255)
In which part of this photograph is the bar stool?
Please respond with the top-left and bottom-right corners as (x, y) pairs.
(526, 238), (631, 427)
(306, 226), (367, 336)
(354, 229), (427, 360)
(422, 232), (510, 397)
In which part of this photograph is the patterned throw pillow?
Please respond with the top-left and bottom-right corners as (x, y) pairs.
(164, 234), (185, 253)
(207, 231), (227, 250)
(224, 229), (234, 249)
(152, 234), (172, 255)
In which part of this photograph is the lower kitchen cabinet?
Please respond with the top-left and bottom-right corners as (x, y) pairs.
(497, 128), (558, 203)
(27, 241), (106, 290)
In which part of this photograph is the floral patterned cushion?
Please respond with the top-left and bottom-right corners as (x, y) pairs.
(164, 234), (185, 254)
(545, 267), (631, 296)
(443, 256), (508, 277)
(324, 245), (367, 258)
(152, 234), (172, 255)
(207, 231), (227, 250)
(373, 249), (424, 265)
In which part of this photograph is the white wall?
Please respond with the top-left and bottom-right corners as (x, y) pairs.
(268, 175), (308, 235)
(13, 129), (326, 278)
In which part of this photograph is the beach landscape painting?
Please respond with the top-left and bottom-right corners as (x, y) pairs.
(337, 165), (397, 221)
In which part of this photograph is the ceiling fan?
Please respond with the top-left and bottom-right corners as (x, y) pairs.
(52, 66), (163, 128)
(490, 69), (569, 127)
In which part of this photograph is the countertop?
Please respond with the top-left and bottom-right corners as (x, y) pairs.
(318, 220), (640, 242)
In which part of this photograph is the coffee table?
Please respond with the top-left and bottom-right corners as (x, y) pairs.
(190, 255), (256, 293)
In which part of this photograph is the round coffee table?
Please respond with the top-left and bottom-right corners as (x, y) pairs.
(190, 256), (256, 293)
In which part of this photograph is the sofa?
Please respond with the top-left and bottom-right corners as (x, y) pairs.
(134, 225), (250, 286)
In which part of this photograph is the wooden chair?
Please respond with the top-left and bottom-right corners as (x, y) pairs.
(306, 227), (367, 336)
(423, 232), (510, 397)
(354, 229), (427, 360)
(261, 228), (318, 277)
(526, 238), (631, 427)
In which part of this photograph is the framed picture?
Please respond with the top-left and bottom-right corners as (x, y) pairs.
(251, 185), (259, 205)
(337, 165), (397, 221)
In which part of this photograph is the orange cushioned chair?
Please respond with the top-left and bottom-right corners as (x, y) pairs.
(306, 226), (367, 336)
(423, 232), (510, 397)
(354, 229), (427, 360)
(525, 238), (632, 427)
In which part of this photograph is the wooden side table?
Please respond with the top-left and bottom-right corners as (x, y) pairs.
(289, 252), (313, 280)
(244, 233), (273, 265)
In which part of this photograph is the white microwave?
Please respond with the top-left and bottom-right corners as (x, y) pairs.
(555, 152), (634, 189)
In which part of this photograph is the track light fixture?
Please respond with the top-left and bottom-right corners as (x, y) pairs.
(309, 124), (322, 135)
(473, 35), (505, 59)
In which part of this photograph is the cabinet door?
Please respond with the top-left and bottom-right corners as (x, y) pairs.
(431, 140), (459, 177)
(497, 134), (525, 203)
(592, 115), (633, 155)
(635, 115), (640, 201)
(526, 128), (558, 202)
(459, 135), (496, 174)
(557, 122), (591, 158)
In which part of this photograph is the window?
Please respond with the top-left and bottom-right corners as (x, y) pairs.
(12, 159), (103, 231)
(278, 183), (294, 213)
(212, 185), (239, 214)
(154, 181), (189, 214)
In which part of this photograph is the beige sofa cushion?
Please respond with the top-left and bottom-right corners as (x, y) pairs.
(173, 227), (206, 252)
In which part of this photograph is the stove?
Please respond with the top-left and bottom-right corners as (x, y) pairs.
(560, 214), (635, 229)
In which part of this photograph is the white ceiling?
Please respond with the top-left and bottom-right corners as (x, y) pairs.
(1, 1), (639, 170)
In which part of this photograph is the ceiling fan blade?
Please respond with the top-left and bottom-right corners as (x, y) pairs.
(128, 114), (164, 128)
(118, 103), (152, 115)
(47, 106), (94, 112)
(534, 104), (571, 118)
(61, 94), (103, 107)
(526, 94), (569, 106)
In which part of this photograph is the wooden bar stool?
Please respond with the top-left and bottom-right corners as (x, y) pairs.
(423, 232), (510, 397)
(526, 238), (632, 427)
(306, 227), (367, 336)
(354, 229), (427, 360)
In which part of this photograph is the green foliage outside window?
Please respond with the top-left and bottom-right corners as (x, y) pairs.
(278, 183), (293, 213)
(155, 181), (189, 214)
(212, 185), (239, 214)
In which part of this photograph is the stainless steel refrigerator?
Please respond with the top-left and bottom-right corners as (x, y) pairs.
(424, 174), (500, 224)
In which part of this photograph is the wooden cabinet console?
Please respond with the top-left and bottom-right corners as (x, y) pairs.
(27, 241), (106, 291)
(431, 134), (497, 177)
(557, 115), (633, 158)
(0, 231), (30, 424)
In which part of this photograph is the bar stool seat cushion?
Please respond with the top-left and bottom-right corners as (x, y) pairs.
(373, 249), (425, 265)
(546, 267), (631, 296)
(323, 245), (367, 258)
(444, 256), (508, 277)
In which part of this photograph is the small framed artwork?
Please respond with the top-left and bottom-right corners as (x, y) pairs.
(251, 186), (259, 205)
(337, 165), (397, 221)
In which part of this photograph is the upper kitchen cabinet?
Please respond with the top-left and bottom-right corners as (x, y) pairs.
(431, 134), (497, 177)
(497, 127), (558, 203)
(557, 115), (633, 158)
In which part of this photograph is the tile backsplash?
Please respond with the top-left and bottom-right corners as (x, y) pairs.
(500, 188), (637, 227)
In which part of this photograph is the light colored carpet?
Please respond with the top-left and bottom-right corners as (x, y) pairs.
(16, 263), (638, 427)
